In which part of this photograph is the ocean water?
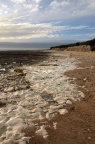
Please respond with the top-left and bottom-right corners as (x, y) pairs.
(0, 42), (62, 51)
(0, 41), (76, 51)
(0, 47), (48, 51)
(0, 42), (49, 51)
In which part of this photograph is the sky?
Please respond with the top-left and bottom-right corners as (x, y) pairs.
(0, 0), (95, 45)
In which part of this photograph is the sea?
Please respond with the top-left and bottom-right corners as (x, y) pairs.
(0, 41), (76, 51)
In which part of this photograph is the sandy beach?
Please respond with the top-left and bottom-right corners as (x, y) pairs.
(0, 50), (95, 144)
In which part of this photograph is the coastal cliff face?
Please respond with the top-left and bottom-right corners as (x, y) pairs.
(63, 45), (92, 52)
(50, 45), (92, 52)
(50, 38), (95, 52)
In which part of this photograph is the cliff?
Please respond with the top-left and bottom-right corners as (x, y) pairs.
(50, 38), (95, 52)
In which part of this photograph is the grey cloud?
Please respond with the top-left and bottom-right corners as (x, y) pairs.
(0, 0), (95, 24)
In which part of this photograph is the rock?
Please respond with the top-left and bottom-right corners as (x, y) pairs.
(6, 117), (24, 131)
(0, 135), (6, 141)
(22, 137), (31, 143)
(39, 115), (44, 120)
(32, 108), (43, 113)
(14, 68), (24, 76)
(59, 109), (68, 115)
(4, 87), (14, 92)
(78, 91), (85, 98)
(32, 113), (40, 119)
(18, 84), (29, 90)
(45, 112), (56, 119)
(7, 75), (17, 80)
(7, 126), (12, 131)
(82, 85), (85, 88)
(13, 62), (16, 64)
(88, 137), (91, 140)
(66, 100), (72, 105)
(45, 113), (51, 119)
(0, 68), (6, 71)
(6, 132), (13, 138)
(0, 83), (3, 86)
(53, 122), (57, 130)
(36, 125), (48, 138)
(0, 101), (6, 107)
(54, 96), (66, 104)
(49, 105), (62, 110)
(1, 138), (13, 144)
(0, 120), (5, 129)
(49, 109), (55, 114)
(14, 86), (19, 91)
(40, 90), (53, 101)
(83, 78), (87, 82)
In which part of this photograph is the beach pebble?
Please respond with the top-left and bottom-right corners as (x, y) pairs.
(66, 100), (72, 105)
(14, 68), (23, 73)
(83, 78), (87, 81)
(0, 68), (6, 71)
(54, 97), (66, 104)
(59, 109), (68, 115)
(4, 87), (14, 92)
(46, 113), (52, 119)
(78, 91), (85, 98)
(22, 137), (31, 143)
(53, 122), (57, 130)
(36, 126), (48, 139)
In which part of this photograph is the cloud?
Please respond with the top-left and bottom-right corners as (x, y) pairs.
(0, 0), (95, 24)
(0, 23), (88, 40)
(47, 0), (95, 21)
(11, 0), (41, 12)
(50, 0), (70, 8)
(0, 3), (9, 15)
(11, 0), (25, 3)
(0, 0), (95, 41)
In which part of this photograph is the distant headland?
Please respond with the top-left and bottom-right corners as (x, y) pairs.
(50, 38), (95, 52)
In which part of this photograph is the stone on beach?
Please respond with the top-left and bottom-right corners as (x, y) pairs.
(0, 68), (6, 72)
(66, 100), (72, 105)
(36, 125), (48, 139)
(54, 96), (66, 104)
(4, 87), (14, 92)
(14, 68), (25, 76)
(0, 101), (6, 107)
(59, 109), (68, 115)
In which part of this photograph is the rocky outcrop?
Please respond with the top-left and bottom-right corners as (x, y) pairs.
(65, 45), (92, 52)
(50, 38), (95, 52)
(51, 45), (92, 52)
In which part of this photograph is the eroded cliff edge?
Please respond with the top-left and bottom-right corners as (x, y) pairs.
(50, 38), (95, 52)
